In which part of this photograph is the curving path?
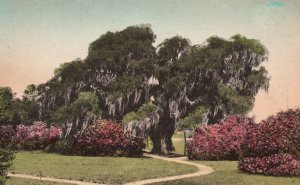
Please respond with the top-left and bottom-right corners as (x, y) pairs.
(125, 153), (214, 185)
(8, 153), (213, 185)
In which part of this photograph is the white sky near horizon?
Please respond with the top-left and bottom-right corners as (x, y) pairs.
(0, 0), (299, 121)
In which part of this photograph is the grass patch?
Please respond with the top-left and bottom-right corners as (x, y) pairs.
(6, 177), (73, 185)
(172, 132), (184, 139)
(152, 160), (300, 185)
(172, 140), (185, 155)
(173, 131), (192, 139)
(11, 151), (197, 184)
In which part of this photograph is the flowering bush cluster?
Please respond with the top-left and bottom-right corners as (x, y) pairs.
(239, 153), (300, 176)
(0, 120), (145, 157)
(188, 116), (254, 160)
(0, 125), (15, 147)
(14, 122), (62, 150)
(73, 120), (145, 157)
(239, 109), (300, 176)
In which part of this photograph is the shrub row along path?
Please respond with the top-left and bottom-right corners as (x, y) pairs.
(8, 153), (214, 185)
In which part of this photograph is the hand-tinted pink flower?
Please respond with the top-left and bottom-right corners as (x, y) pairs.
(188, 115), (255, 160)
(73, 120), (145, 157)
(14, 122), (62, 150)
(240, 109), (300, 176)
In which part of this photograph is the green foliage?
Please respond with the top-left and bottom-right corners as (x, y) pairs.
(52, 92), (101, 123)
(127, 59), (156, 76)
(123, 102), (157, 124)
(54, 59), (88, 84)
(0, 148), (14, 185)
(137, 102), (157, 117)
(0, 87), (39, 125)
(72, 92), (100, 114)
(123, 112), (142, 124)
(206, 36), (230, 49)
(246, 66), (270, 91)
(0, 87), (14, 124)
(158, 36), (190, 64)
(87, 24), (156, 71)
(231, 34), (267, 56)
(218, 85), (254, 115)
(163, 74), (188, 95)
(204, 36), (231, 67)
(23, 84), (36, 96)
(108, 75), (143, 99)
(9, 98), (39, 125)
(179, 105), (209, 130)
(0, 88), (13, 106)
(51, 139), (74, 155)
(156, 33), (268, 124)
(51, 106), (70, 123)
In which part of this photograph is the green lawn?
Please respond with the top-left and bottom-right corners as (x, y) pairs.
(10, 151), (197, 184)
(173, 131), (192, 139)
(172, 132), (184, 139)
(172, 140), (185, 155)
(172, 132), (188, 155)
(6, 177), (73, 185)
(10, 135), (299, 185)
(147, 132), (300, 185)
(152, 160), (300, 185)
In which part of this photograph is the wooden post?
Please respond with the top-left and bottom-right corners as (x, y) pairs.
(184, 131), (187, 156)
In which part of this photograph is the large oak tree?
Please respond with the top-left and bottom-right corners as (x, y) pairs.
(35, 25), (269, 154)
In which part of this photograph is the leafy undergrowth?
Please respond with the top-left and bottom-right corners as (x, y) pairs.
(6, 177), (74, 185)
(10, 151), (197, 184)
(152, 160), (300, 185)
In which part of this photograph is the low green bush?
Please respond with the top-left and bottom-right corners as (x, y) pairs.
(0, 148), (14, 185)
(52, 139), (74, 155)
(123, 102), (157, 124)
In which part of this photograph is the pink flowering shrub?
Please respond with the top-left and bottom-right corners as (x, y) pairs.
(188, 116), (255, 160)
(241, 109), (300, 158)
(73, 120), (145, 157)
(239, 109), (300, 176)
(239, 153), (300, 176)
(14, 122), (62, 150)
(0, 125), (15, 147)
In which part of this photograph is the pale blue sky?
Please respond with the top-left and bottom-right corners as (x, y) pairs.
(0, 0), (300, 120)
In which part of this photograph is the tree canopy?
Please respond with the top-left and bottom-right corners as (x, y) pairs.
(0, 87), (39, 126)
(23, 24), (269, 154)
